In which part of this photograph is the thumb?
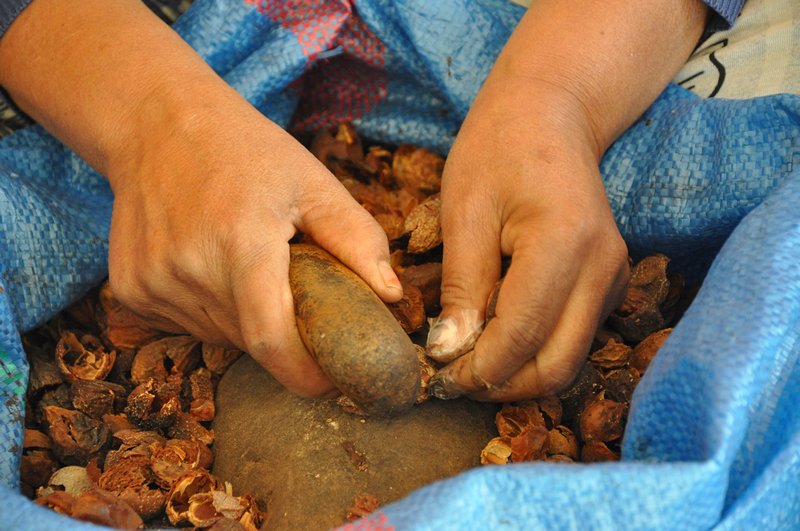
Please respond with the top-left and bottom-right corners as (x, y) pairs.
(428, 192), (502, 362)
(299, 181), (403, 303)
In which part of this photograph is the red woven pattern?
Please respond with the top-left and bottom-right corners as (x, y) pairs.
(246, 0), (387, 129)
(339, 512), (395, 531)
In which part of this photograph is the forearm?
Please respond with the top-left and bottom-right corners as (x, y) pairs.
(475, 0), (708, 160)
(0, 0), (238, 186)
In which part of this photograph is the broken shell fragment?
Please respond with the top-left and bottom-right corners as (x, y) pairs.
(55, 332), (116, 382)
(70, 487), (144, 530)
(47, 465), (93, 496)
(547, 426), (580, 461)
(480, 437), (513, 465)
(631, 328), (672, 374)
(404, 195), (442, 254)
(165, 469), (225, 526)
(42, 406), (110, 466)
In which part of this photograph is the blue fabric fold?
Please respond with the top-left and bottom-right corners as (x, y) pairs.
(0, 0), (796, 529)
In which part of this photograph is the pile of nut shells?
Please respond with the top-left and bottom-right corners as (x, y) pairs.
(20, 122), (694, 528)
(480, 253), (693, 465)
(20, 283), (263, 530)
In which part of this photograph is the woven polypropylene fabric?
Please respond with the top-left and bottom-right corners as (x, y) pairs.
(0, 0), (798, 529)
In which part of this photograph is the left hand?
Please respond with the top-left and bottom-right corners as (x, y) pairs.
(426, 0), (708, 400)
(426, 83), (629, 401)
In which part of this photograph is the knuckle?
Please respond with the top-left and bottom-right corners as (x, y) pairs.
(537, 362), (581, 395)
(500, 314), (549, 363)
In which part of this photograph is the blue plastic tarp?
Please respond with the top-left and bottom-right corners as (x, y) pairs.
(1, 1), (798, 529)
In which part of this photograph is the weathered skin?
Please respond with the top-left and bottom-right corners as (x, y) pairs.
(289, 244), (420, 417)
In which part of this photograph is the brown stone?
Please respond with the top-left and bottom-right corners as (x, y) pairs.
(212, 355), (498, 530)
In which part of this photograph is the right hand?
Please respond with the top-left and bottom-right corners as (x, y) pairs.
(0, 0), (402, 397)
(107, 99), (402, 397)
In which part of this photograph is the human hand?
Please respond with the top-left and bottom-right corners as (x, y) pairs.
(424, 0), (707, 401)
(426, 84), (629, 401)
(0, 0), (402, 398)
(106, 99), (402, 397)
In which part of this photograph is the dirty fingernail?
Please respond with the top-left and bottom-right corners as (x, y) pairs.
(426, 309), (483, 362)
(428, 370), (468, 400)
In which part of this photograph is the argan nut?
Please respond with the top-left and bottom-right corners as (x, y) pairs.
(547, 426), (579, 461)
(27, 346), (65, 397)
(35, 490), (76, 515)
(581, 439), (620, 462)
(631, 328), (672, 374)
(509, 425), (549, 462)
(168, 412), (215, 445)
(98, 282), (161, 351)
(101, 414), (136, 435)
(98, 454), (165, 520)
(630, 254), (671, 305)
(558, 362), (603, 432)
(535, 395), (563, 429)
(71, 380), (127, 419)
(416, 345), (437, 405)
(592, 325), (624, 352)
(660, 272), (685, 321)
(310, 122), (364, 169)
(125, 376), (182, 431)
(104, 429), (165, 470)
(397, 262), (443, 314)
(150, 439), (214, 489)
(589, 339), (632, 371)
(607, 286), (666, 342)
(236, 494), (266, 530)
(185, 490), (250, 527)
(130, 336), (200, 385)
(387, 284), (426, 333)
(365, 145), (394, 188)
(404, 195), (442, 254)
(603, 367), (641, 404)
(188, 367), (216, 422)
(545, 454), (575, 463)
(202, 344), (243, 376)
(374, 212), (407, 241)
(20, 430), (58, 491)
(579, 399), (628, 443)
(42, 406), (109, 466)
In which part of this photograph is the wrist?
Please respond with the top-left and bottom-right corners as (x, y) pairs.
(464, 73), (603, 170)
(103, 76), (230, 193)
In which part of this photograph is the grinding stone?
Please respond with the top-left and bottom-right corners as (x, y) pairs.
(212, 355), (498, 530)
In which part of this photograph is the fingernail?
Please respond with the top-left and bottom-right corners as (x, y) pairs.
(428, 370), (468, 400)
(378, 261), (403, 293)
(426, 309), (483, 362)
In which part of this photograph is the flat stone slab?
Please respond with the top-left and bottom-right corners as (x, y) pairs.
(213, 355), (498, 530)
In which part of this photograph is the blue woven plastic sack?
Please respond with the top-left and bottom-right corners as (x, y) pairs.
(1, 1), (799, 529)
